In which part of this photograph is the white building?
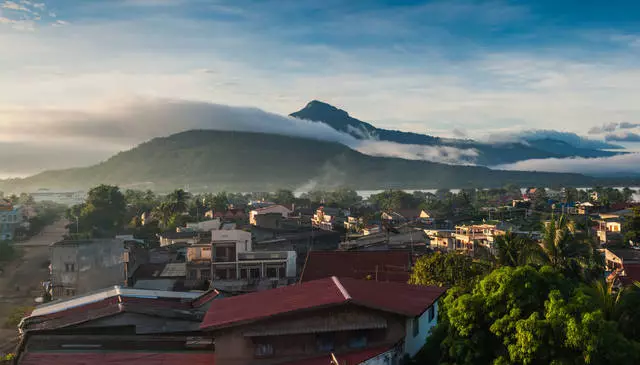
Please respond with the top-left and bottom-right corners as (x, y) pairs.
(249, 205), (291, 226)
(211, 229), (296, 292)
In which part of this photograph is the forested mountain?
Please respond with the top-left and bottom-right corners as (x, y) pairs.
(290, 100), (620, 165)
(0, 130), (628, 192)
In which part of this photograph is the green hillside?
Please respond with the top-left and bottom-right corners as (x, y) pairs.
(0, 130), (628, 192)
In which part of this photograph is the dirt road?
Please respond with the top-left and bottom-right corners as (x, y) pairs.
(0, 220), (68, 341)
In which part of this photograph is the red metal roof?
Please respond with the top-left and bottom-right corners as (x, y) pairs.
(19, 352), (215, 365)
(200, 277), (445, 330)
(280, 345), (393, 365)
(300, 251), (411, 283)
(191, 289), (220, 307)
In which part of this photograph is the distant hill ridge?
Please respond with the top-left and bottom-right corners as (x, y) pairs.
(290, 100), (620, 165)
(0, 129), (632, 193)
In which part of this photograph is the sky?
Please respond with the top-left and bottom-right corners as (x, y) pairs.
(2, 0), (640, 177)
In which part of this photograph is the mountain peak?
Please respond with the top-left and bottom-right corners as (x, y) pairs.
(299, 100), (350, 118)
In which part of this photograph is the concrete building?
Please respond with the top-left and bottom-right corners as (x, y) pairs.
(211, 229), (296, 292)
(0, 199), (23, 241)
(49, 239), (125, 298)
(250, 205), (291, 226)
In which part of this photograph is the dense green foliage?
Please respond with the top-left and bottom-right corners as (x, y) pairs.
(623, 207), (640, 245)
(67, 185), (126, 237)
(411, 214), (637, 365)
(1, 130), (629, 192)
(409, 252), (492, 288)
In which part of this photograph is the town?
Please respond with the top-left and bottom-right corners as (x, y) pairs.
(1, 185), (640, 364)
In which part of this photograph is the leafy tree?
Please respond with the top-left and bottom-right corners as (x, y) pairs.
(72, 185), (126, 236)
(623, 187), (636, 203)
(273, 189), (296, 205)
(205, 192), (229, 213)
(369, 190), (420, 211)
(409, 251), (491, 288)
(623, 207), (640, 245)
(431, 265), (640, 365)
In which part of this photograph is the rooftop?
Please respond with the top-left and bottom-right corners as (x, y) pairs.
(300, 251), (411, 283)
(608, 247), (640, 262)
(200, 276), (445, 330)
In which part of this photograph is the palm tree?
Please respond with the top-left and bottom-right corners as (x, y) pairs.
(495, 231), (545, 267)
(167, 189), (191, 214)
(152, 202), (174, 228)
(590, 280), (625, 321)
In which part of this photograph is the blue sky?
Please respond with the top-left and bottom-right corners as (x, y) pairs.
(1, 0), (640, 175)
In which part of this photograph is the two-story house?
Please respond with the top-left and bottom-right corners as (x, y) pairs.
(49, 239), (125, 298)
(199, 276), (446, 365)
(211, 230), (296, 293)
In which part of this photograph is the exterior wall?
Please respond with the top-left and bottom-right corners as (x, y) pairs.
(73, 312), (200, 334)
(212, 305), (406, 365)
(50, 239), (125, 298)
(159, 236), (198, 247)
(186, 219), (221, 232)
(361, 348), (400, 365)
(0, 205), (23, 240)
(212, 230), (252, 254)
(404, 301), (439, 358)
(250, 206), (291, 225)
(187, 245), (212, 262)
(605, 249), (623, 270)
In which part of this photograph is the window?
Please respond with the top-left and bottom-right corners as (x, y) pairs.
(65, 263), (75, 272)
(412, 317), (420, 337)
(266, 267), (278, 278)
(428, 306), (435, 322)
(317, 333), (335, 352)
(254, 343), (274, 358)
(349, 331), (367, 349)
(201, 269), (211, 280)
(64, 288), (76, 296)
(188, 270), (198, 280)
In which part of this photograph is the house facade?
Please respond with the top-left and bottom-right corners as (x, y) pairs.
(199, 277), (445, 365)
(250, 205), (292, 226)
(211, 229), (296, 292)
(49, 239), (125, 298)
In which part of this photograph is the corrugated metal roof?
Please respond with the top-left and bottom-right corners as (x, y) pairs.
(19, 352), (215, 365)
(200, 277), (445, 330)
(300, 251), (411, 283)
(30, 287), (201, 317)
(280, 345), (394, 365)
(160, 263), (187, 277)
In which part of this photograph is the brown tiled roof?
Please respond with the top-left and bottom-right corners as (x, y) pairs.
(300, 251), (411, 283)
(200, 277), (445, 330)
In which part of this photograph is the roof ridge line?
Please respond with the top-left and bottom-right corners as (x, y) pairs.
(331, 276), (351, 300)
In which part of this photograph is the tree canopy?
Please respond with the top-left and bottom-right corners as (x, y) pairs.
(419, 265), (640, 365)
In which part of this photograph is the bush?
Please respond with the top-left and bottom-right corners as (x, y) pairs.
(3, 306), (33, 328)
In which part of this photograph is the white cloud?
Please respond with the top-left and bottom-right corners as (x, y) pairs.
(51, 19), (68, 27)
(0, 98), (479, 175)
(2, 1), (31, 12)
(495, 153), (640, 176)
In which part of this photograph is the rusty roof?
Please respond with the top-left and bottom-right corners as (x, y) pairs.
(300, 251), (412, 283)
(200, 277), (445, 330)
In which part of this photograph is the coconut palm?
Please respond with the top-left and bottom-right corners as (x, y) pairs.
(152, 202), (174, 228)
(495, 231), (546, 267)
(590, 280), (625, 321)
(167, 189), (191, 214)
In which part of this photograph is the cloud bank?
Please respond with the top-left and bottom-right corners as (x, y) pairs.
(495, 153), (640, 176)
(605, 131), (640, 142)
(485, 129), (621, 150)
(589, 122), (640, 135)
(0, 98), (479, 177)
